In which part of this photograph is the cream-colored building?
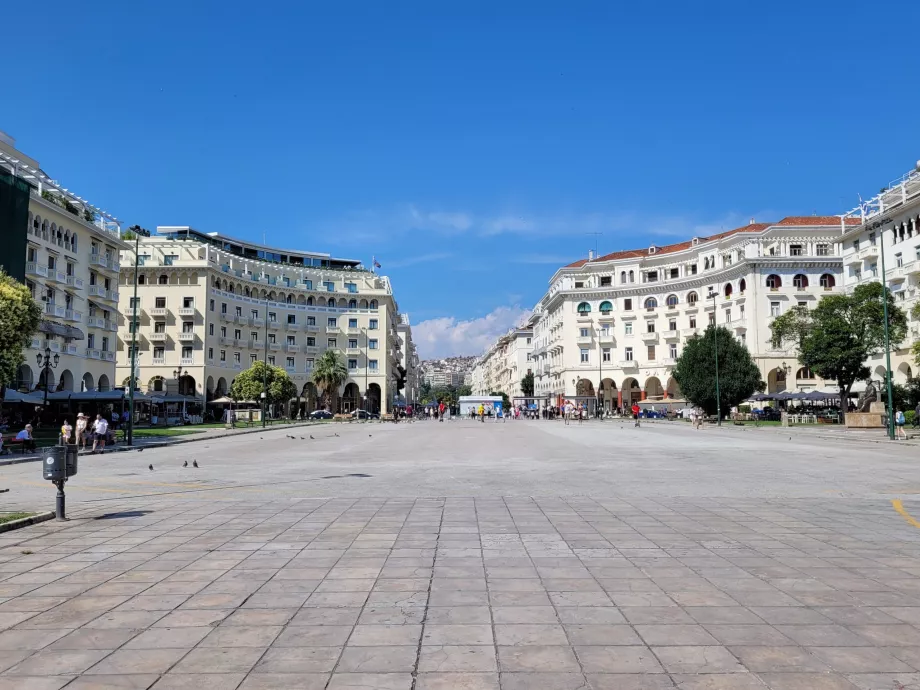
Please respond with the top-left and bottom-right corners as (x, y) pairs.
(396, 314), (420, 405)
(471, 324), (534, 399)
(0, 132), (126, 395)
(524, 217), (858, 411)
(840, 163), (920, 388)
(116, 227), (406, 414)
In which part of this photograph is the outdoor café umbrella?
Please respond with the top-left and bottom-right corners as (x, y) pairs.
(803, 390), (837, 401)
(2, 388), (47, 405)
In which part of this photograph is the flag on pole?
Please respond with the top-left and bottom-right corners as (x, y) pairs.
(373, 257), (382, 269)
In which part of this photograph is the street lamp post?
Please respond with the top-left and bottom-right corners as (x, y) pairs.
(262, 298), (269, 427)
(127, 233), (140, 446)
(36, 347), (60, 407)
(878, 230), (896, 440)
(708, 291), (721, 426)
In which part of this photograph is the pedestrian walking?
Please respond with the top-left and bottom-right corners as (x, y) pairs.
(632, 403), (641, 427)
(896, 408), (907, 440)
(75, 412), (88, 450)
(91, 414), (109, 454)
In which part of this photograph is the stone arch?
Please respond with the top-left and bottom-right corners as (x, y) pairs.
(766, 367), (787, 393)
(793, 274), (809, 289)
(97, 374), (111, 392)
(177, 375), (195, 396)
(724, 283), (733, 297)
(348, 298), (357, 309)
(81, 372), (95, 391)
(337, 298), (348, 309)
(820, 273), (835, 289)
(897, 362), (913, 383)
(575, 379), (595, 397)
(370, 299), (378, 309)
(139, 274), (147, 285)
(644, 297), (657, 309)
(206, 376), (215, 397)
(739, 278), (747, 293)
(599, 378), (617, 411)
(301, 382), (317, 414)
(158, 274), (169, 285)
(366, 383), (382, 414)
(307, 296), (314, 306)
(228, 283), (235, 294)
(148, 375), (165, 393)
(38, 367), (55, 392)
(359, 299), (368, 309)
(16, 363), (34, 391)
(577, 301), (591, 314)
(215, 377), (228, 396)
(244, 287), (251, 297)
(57, 369), (74, 392)
(644, 376), (664, 399)
(342, 382), (360, 413)
(621, 377), (641, 407)
(666, 294), (678, 307)
(296, 294), (306, 305)
(666, 376), (681, 399)
(326, 297), (336, 307)
(277, 292), (286, 303)
(189, 272), (199, 285)
(766, 274), (782, 289)
(874, 365), (888, 382)
(687, 291), (698, 304)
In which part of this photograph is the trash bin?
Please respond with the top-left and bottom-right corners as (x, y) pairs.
(42, 446), (67, 481)
(64, 445), (78, 477)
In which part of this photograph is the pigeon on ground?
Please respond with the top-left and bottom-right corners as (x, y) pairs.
(192, 460), (199, 468)
(310, 435), (314, 440)
(334, 433), (339, 437)
(148, 464), (153, 471)
(183, 461), (188, 467)
(138, 448), (144, 452)
(368, 434), (372, 437)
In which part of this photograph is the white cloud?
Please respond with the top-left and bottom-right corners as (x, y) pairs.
(513, 253), (579, 265)
(413, 306), (532, 359)
(384, 252), (453, 269)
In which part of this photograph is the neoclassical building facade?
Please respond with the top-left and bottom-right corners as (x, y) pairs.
(116, 227), (412, 414)
(528, 217), (858, 411)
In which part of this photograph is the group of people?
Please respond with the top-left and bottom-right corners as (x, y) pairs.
(0, 412), (112, 456)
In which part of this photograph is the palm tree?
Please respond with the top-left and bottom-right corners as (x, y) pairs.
(311, 350), (347, 411)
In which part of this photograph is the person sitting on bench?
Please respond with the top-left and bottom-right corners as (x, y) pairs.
(15, 424), (36, 452)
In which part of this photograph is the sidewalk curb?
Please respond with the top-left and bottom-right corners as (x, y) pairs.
(0, 419), (353, 467)
(0, 511), (55, 534)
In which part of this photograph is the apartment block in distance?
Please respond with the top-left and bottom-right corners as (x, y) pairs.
(116, 227), (411, 414)
(0, 132), (126, 394)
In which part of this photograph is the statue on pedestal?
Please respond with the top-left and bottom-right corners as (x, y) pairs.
(855, 381), (878, 413)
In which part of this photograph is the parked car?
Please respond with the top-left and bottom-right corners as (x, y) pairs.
(753, 407), (781, 421)
(351, 409), (379, 420)
(309, 410), (334, 419)
(641, 409), (665, 419)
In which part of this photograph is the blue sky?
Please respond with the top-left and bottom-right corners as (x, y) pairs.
(6, 0), (920, 357)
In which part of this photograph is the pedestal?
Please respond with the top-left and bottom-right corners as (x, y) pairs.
(845, 401), (887, 429)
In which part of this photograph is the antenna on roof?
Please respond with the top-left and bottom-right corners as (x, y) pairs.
(585, 232), (602, 257)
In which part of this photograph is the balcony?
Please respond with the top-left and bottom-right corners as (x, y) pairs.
(65, 344), (78, 356)
(640, 331), (659, 344)
(661, 357), (677, 366)
(858, 245), (879, 261)
(347, 327), (362, 335)
(269, 342), (282, 351)
(304, 345), (319, 354)
(180, 357), (194, 366)
(152, 357), (166, 365)
(663, 330), (681, 342)
(681, 327), (699, 339)
(284, 344), (299, 353)
(63, 309), (82, 322)
(86, 315), (106, 328)
(598, 332), (615, 345)
(43, 340), (61, 353)
(250, 317), (265, 328)
(48, 270), (67, 284)
(102, 351), (116, 362)
(28, 337), (41, 349)
(232, 362), (243, 370)
(88, 285), (109, 300)
(177, 332), (196, 342)
(285, 366), (296, 374)
(575, 334), (593, 345)
(346, 347), (361, 355)
(85, 348), (101, 359)
(619, 359), (639, 369)
(267, 320), (281, 329)
(326, 326), (340, 335)
(65, 275), (84, 290)
(178, 307), (196, 317)
(234, 314), (247, 325)
(26, 262), (49, 278)
(148, 306), (169, 318)
(149, 332), (168, 342)
(220, 311), (232, 321)
(284, 322), (299, 331)
(249, 340), (264, 349)
(219, 337), (237, 347)
(45, 303), (66, 318)
(306, 324), (320, 332)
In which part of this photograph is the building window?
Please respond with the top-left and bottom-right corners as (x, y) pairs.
(327, 317), (337, 328)
(158, 274), (168, 285)
(644, 297), (657, 309)
(689, 316), (697, 329)
(647, 345), (656, 361)
(708, 312), (715, 325)
(323, 281), (334, 292)
(600, 276), (611, 287)
(819, 273), (835, 289)
(770, 302), (781, 317)
(155, 296), (166, 309)
(725, 309), (731, 322)
(268, 333), (276, 344)
(345, 282), (357, 293)
(896, 253), (904, 268)
(250, 353), (257, 363)
(369, 319), (378, 329)
(304, 279), (313, 290)
(579, 327), (589, 338)
(793, 274), (809, 289)
(625, 347), (633, 361)
(328, 338), (337, 348)
(669, 343), (677, 359)
(153, 346), (164, 359)
(220, 350), (226, 362)
(599, 301), (612, 315)
(307, 316), (316, 326)
(348, 338), (358, 349)
(816, 244), (830, 256)
(348, 358), (358, 370)
(307, 337), (316, 346)
(154, 322), (166, 334)
(669, 319), (677, 331)
(646, 321), (655, 333)
(369, 339), (378, 350)
(687, 291), (698, 304)
(267, 355), (275, 365)
(766, 274), (782, 289)
(268, 312), (277, 322)
(235, 306), (242, 316)
(306, 358), (314, 370)
(181, 346), (192, 359)
(623, 298), (632, 311)
(287, 335), (296, 345)
(666, 294), (678, 307)
(577, 301), (591, 314)
(101, 336), (109, 352)
(348, 318), (358, 328)
(625, 322), (633, 336)
(287, 314), (296, 324)
(129, 297), (140, 308)
(233, 352), (241, 363)
(790, 244), (803, 256)
(207, 347), (213, 360)
(369, 359), (378, 371)
(647, 270), (658, 282)
(287, 357), (295, 368)
(580, 348), (589, 363)
(602, 348), (611, 362)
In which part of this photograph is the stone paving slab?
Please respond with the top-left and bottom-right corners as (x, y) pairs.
(1, 494), (920, 688)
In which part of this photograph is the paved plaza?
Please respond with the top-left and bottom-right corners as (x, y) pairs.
(2, 420), (920, 689)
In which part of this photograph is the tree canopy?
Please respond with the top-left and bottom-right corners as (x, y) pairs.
(770, 282), (907, 405)
(420, 382), (471, 405)
(672, 326), (763, 415)
(229, 360), (297, 406)
(0, 270), (42, 390)
(490, 390), (512, 412)
(311, 350), (347, 408)
(521, 371), (535, 398)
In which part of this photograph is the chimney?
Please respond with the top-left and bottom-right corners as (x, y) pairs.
(588, 250), (594, 260)
(749, 217), (755, 225)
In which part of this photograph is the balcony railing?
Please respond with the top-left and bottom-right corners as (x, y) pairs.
(250, 318), (265, 327)
(858, 245), (879, 260)
(178, 307), (196, 317)
(284, 322), (299, 331)
(267, 320), (281, 329)
(269, 342), (282, 351)
(178, 332), (196, 342)
(575, 335), (592, 345)
(88, 285), (109, 300)
(29, 337), (41, 349)
(640, 331), (659, 343)
(663, 330), (681, 341)
(232, 362), (243, 370)
(65, 344), (78, 355)
(326, 326), (340, 334)
(65, 275), (84, 290)
(284, 344), (299, 353)
(43, 340), (61, 353)
(86, 315), (105, 328)
(249, 340), (264, 349)
(45, 303), (66, 318)
(85, 348), (101, 359)
(346, 347), (361, 355)
(102, 352), (116, 362)
(48, 270), (67, 284)
(347, 327), (362, 335)
(306, 324), (320, 332)
(149, 332), (168, 342)
(180, 357), (194, 365)
(152, 357), (166, 365)
(681, 327), (699, 338)
(26, 262), (49, 277)
(304, 345), (319, 354)
(64, 309), (82, 322)
(220, 311), (232, 321)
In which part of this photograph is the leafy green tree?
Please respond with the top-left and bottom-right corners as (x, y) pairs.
(0, 270), (42, 391)
(229, 360), (297, 407)
(771, 282), (907, 410)
(311, 350), (347, 409)
(456, 383), (472, 397)
(521, 372), (535, 398)
(672, 326), (763, 416)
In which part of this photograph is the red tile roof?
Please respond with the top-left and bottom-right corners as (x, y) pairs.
(564, 217), (850, 269)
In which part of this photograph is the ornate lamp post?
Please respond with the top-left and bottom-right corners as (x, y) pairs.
(36, 347), (60, 407)
(707, 291), (721, 426)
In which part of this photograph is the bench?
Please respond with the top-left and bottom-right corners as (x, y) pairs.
(1, 435), (35, 454)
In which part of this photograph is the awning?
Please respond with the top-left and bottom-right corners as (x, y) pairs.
(37, 321), (85, 340)
(47, 390), (126, 402)
(149, 394), (203, 403)
(2, 389), (47, 405)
